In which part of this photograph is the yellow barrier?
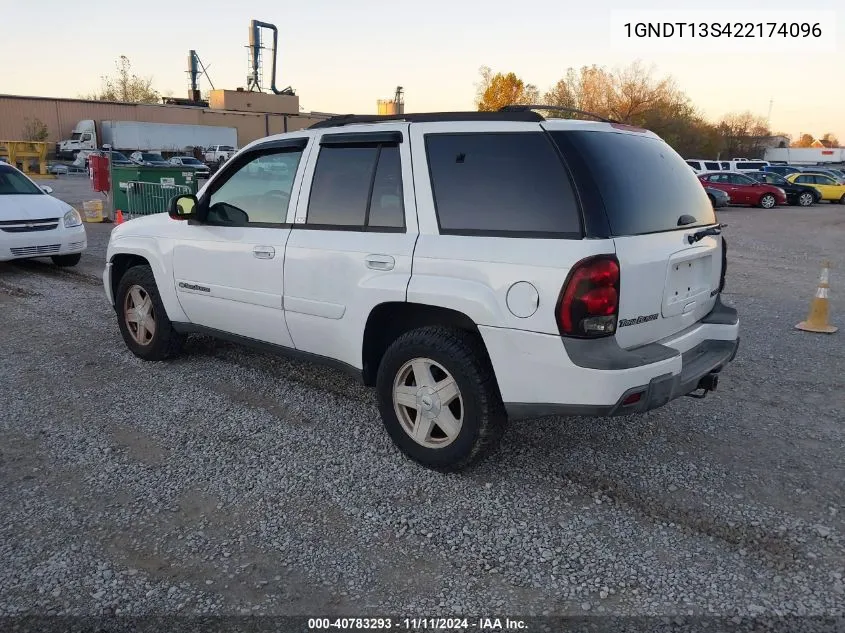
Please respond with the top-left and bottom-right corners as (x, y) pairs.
(0, 140), (52, 177)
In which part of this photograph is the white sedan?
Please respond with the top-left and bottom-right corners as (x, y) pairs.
(0, 163), (87, 266)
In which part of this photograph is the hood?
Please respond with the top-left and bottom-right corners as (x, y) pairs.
(0, 194), (71, 221)
(110, 211), (173, 239)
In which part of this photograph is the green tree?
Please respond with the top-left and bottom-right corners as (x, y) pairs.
(81, 56), (160, 104)
(23, 117), (49, 142)
(475, 67), (539, 111)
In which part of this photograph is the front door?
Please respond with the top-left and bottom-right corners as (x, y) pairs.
(171, 139), (310, 347)
(282, 124), (418, 369)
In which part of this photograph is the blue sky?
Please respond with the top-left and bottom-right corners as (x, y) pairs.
(2, 0), (841, 140)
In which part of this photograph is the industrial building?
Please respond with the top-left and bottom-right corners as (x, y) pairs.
(0, 17), (407, 159)
(0, 91), (330, 153)
(0, 19), (338, 155)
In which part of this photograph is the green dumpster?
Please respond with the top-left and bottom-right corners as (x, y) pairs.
(111, 166), (200, 217)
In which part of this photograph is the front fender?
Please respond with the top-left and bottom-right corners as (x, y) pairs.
(106, 236), (187, 323)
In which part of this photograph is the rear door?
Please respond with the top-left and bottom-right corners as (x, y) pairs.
(705, 173), (740, 200)
(282, 124), (417, 369)
(727, 173), (756, 204)
(547, 126), (723, 349)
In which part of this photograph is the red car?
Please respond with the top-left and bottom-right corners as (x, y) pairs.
(698, 171), (787, 209)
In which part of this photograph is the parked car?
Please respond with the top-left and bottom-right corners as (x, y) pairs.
(686, 159), (723, 173)
(203, 145), (237, 165)
(90, 149), (133, 167)
(725, 160), (770, 173)
(762, 164), (804, 177)
(104, 150), (134, 166)
(698, 171), (787, 208)
(129, 152), (170, 167)
(807, 169), (845, 184)
(102, 110), (739, 471)
(169, 156), (211, 178)
(0, 162), (87, 266)
(705, 186), (730, 208)
(786, 172), (845, 204)
(817, 167), (845, 183)
(747, 171), (819, 206)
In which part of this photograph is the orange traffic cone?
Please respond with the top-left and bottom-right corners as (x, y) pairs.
(795, 261), (837, 334)
(115, 209), (124, 225)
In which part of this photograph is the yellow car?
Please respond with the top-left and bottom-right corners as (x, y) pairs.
(787, 172), (845, 204)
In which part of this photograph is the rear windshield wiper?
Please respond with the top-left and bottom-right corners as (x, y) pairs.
(687, 223), (727, 244)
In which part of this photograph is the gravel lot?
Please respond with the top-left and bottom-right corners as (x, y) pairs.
(1, 182), (843, 628)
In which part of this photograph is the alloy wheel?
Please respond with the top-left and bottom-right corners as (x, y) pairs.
(392, 357), (464, 449)
(124, 284), (156, 346)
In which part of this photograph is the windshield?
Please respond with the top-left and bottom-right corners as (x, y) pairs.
(549, 130), (716, 236)
(0, 165), (43, 195)
(181, 158), (203, 165)
(767, 174), (787, 185)
(110, 152), (129, 161)
(142, 153), (165, 161)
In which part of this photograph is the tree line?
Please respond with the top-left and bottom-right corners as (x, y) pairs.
(475, 63), (838, 158)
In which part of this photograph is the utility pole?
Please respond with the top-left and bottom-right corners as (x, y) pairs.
(767, 99), (774, 127)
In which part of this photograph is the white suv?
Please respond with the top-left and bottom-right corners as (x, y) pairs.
(102, 109), (739, 471)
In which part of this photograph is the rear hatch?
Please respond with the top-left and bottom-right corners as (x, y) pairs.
(547, 125), (723, 349)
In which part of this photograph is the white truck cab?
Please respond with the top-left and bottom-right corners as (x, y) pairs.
(56, 119), (97, 160)
(103, 108), (739, 471)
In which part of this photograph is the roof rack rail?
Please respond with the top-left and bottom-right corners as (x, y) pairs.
(498, 104), (618, 124)
(307, 110), (544, 129)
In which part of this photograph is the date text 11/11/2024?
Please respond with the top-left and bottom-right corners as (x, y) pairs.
(307, 617), (528, 630)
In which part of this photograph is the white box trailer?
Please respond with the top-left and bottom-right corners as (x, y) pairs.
(764, 147), (845, 165)
(100, 121), (238, 154)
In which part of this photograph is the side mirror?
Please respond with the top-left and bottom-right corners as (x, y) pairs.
(40, 185), (53, 194)
(169, 194), (199, 221)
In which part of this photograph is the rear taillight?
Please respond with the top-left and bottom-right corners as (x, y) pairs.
(557, 255), (620, 338)
(719, 236), (728, 293)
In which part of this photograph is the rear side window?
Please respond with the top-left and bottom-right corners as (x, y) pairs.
(425, 133), (581, 237)
(549, 130), (715, 236)
(306, 144), (405, 230)
(308, 146), (376, 226)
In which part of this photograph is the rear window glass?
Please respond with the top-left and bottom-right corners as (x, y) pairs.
(549, 130), (715, 236)
(425, 132), (581, 236)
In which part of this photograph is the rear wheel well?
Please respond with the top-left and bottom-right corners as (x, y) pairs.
(362, 303), (489, 387)
(110, 254), (150, 306)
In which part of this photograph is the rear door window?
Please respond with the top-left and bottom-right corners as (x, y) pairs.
(425, 132), (581, 237)
(306, 142), (405, 231)
(307, 146), (378, 226)
(549, 130), (715, 236)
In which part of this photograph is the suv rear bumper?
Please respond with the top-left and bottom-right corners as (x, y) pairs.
(504, 337), (739, 419)
(480, 297), (740, 421)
